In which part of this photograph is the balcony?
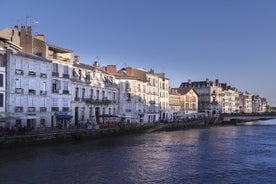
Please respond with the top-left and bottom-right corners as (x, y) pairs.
(15, 88), (24, 94)
(52, 89), (59, 94)
(84, 98), (111, 105)
(28, 71), (36, 76)
(28, 89), (36, 95)
(62, 90), (70, 94)
(40, 73), (47, 78)
(15, 107), (23, 112)
(51, 107), (59, 112)
(28, 107), (36, 112)
(40, 107), (47, 112)
(63, 73), (70, 79)
(62, 107), (69, 112)
(15, 69), (24, 75)
(40, 90), (47, 95)
(52, 72), (59, 77)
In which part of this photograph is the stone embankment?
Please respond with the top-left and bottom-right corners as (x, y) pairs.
(0, 114), (275, 146)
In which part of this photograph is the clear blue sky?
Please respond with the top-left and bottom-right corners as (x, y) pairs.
(2, 0), (276, 106)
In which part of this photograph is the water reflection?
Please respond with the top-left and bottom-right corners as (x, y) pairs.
(1, 119), (276, 183)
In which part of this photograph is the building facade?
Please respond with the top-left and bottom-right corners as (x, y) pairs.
(180, 79), (222, 116)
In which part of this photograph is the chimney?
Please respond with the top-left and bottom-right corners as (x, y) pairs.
(27, 26), (32, 36)
(21, 26), (26, 36)
(126, 67), (132, 75)
(149, 69), (154, 74)
(188, 79), (192, 84)
(74, 55), (80, 64)
(106, 65), (117, 74)
(93, 61), (99, 68)
(215, 79), (219, 86)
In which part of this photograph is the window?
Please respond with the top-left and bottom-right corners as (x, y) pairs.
(16, 59), (22, 69)
(16, 96), (21, 106)
(0, 74), (3, 87)
(52, 97), (58, 107)
(63, 81), (69, 90)
(40, 119), (46, 127)
(108, 108), (111, 115)
(29, 62), (35, 72)
(29, 79), (36, 90)
(90, 89), (94, 99)
(0, 54), (5, 67)
(0, 93), (3, 107)
(41, 82), (46, 91)
(96, 90), (99, 100)
(102, 91), (105, 100)
(75, 87), (79, 98)
(82, 88), (85, 99)
(40, 64), (46, 74)
(89, 107), (93, 118)
(81, 107), (85, 121)
(113, 92), (116, 101)
(126, 81), (130, 90)
(79, 70), (82, 80)
(63, 65), (69, 74)
(40, 98), (46, 107)
(52, 63), (58, 73)
(28, 97), (34, 107)
(63, 98), (69, 107)
(52, 80), (61, 92)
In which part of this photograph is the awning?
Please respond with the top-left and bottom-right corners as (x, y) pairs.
(56, 114), (73, 119)
(55, 112), (73, 119)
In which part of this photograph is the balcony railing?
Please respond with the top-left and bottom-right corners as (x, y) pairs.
(62, 90), (70, 94)
(28, 107), (36, 112)
(52, 89), (59, 94)
(15, 107), (23, 112)
(51, 107), (59, 111)
(40, 73), (47, 78)
(28, 71), (36, 76)
(40, 107), (47, 112)
(63, 73), (70, 79)
(84, 98), (112, 105)
(15, 69), (24, 75)
(15, 88), (24, 94)
(52, 72), (59, 77)
(28, 89), (36, 95)
(62, 107), (69, 112)
(40, 90), (47, 95)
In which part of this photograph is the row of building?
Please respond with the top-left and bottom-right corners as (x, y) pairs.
(0, 25), (267, 130)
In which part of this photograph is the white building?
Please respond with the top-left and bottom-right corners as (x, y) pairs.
(71, 60), (118, 126)
(0, 46), (6, 126)
(6, 50), (52, 130)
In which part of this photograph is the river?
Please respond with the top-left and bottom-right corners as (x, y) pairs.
(1, 119), (276, 184)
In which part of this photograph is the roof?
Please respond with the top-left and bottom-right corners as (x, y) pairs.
(16, 51), (51, 63)
(48, 43), (73, 53)
(173, 88), (198, 96)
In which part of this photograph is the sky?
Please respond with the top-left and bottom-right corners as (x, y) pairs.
(1, 0), (276, 106)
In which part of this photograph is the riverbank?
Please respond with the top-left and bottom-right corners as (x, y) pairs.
(0, 116), (275, 146)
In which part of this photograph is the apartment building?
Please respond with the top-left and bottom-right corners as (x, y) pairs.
(71, 60), (118, 125)
(48, 44), (73, 128)
(156, 72), (170, 120)
(0, 46), (6, 126)
(221, 84), (240, 113)
(6, 50), (52, 130)
(252, 95), (267, 113)
(180, 79), (222, 116)
(239, 92), (253, 113)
